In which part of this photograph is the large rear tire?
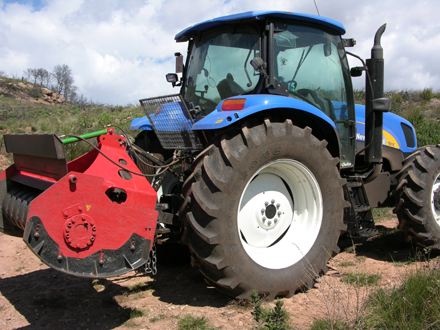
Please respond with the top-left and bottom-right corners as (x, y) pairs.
(180, 119), (346, 299)
(394, 145), (440, 247)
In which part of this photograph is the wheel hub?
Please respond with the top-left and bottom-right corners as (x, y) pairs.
(434, 187), (440, 211)
(256, 199), (283, 230)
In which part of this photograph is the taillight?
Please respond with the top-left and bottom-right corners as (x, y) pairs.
(221, 99), (246, 111)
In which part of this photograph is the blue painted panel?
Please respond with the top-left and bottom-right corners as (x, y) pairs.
(355, 104), (417, 153)
(191, 95), (336, 130)
(130, 117), (152, 131)
(175, 11), (345, 42)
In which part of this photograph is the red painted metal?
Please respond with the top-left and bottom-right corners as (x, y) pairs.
(24, 131), (158, 259)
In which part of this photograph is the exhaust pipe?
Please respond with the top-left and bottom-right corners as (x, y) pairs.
(364, 24), (391, 169)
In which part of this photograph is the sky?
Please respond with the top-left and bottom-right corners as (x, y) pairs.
(0, 0), (439, 105)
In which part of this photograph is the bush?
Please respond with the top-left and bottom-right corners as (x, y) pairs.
(420, 88), (434, 101)
(404, 108), (440, 146)
(251, 291), (291, 330)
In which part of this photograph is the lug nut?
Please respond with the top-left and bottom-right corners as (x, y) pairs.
(274, 218), (278, 223)
(278, 211), (281, 216)
(78, 206), (83, 212)
(276, 203), (280, 209)
(262, 216), (266, 222)
(82, 215), (86, 221)
(271, 199), (275, 204)
(265, 201), (269, 206)
(267, 220), (272, 226)
(261, 208), (265, 214)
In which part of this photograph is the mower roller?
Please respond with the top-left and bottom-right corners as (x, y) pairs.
(0, 128), (158, 278)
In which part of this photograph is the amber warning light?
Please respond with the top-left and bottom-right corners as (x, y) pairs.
(221, 99), (246, 111)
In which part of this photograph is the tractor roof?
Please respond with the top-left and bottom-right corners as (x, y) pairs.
(175, 11), (346, 42)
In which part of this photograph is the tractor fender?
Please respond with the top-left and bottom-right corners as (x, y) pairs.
(130, 95), (337, 132)
(130, 116), (153, 131)
(191, 95), (337, 131)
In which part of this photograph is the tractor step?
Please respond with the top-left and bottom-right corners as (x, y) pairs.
(344, 178), (375, 236)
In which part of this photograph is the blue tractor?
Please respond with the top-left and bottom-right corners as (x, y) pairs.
(1, 11), (438, 299)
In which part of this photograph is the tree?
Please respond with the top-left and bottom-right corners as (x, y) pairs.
(52, 64), (76, 101)
(37, 68), (52, 87)
(23, 68), (51, 87)
(23, 68), (38, 84)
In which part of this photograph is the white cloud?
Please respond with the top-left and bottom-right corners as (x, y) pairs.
(0, 0), (439, 104)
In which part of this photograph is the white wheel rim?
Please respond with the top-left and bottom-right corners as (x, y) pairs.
(431, 172), (440, 225)
(238, 159), (323, 269)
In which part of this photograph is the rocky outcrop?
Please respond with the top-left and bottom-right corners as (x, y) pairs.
(0, 78), (66, 105)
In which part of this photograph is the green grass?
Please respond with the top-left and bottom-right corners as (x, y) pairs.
(372, 207), (394, 223)
(340, 261), (354, 267)
(127, 282), (154, 293)
(149, 314), (167, 323)
(365, 269), (440, 329)
(177, 315), (217, 330)
(119, 307), (145, 322)
(309, 318), (350, 330)
(342, 272), (381, 287)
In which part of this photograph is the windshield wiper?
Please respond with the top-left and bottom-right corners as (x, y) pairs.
(291, 45), (314, 82)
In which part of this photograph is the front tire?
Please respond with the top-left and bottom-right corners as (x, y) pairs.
(394, 145), (440, 247)
(180, 119), (346, 299)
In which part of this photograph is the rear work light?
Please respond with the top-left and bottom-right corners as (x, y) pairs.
(222, 98), (246, 111)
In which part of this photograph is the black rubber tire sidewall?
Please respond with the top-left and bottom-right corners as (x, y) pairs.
(181, 120), (345, 298)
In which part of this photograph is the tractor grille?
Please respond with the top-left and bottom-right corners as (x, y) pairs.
(139, 94), (203, 150)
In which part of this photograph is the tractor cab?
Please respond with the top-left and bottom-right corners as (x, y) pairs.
(168, 11), (356, 168)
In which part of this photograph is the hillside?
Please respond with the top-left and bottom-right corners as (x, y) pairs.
(0, 78), (145, 170)
(1, 81), (440, 329)
(0, 77), (66, 106)
(1, 79), (440, 170)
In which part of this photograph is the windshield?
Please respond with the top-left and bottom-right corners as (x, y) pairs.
(183, 25), (261, 115)
(274, 23), (355, 166)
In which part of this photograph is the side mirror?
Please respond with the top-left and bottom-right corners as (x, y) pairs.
(371, 97), (391, 112)
(175, 52), (184, 73)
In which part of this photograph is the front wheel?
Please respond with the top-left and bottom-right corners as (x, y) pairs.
(394, 145), (440, 247)
(180, 119), (346, 299)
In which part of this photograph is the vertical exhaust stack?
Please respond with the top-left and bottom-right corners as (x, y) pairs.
(365, 24), (390, 167)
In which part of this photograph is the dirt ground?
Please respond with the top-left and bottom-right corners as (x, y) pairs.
(0, 215), (426, 330)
